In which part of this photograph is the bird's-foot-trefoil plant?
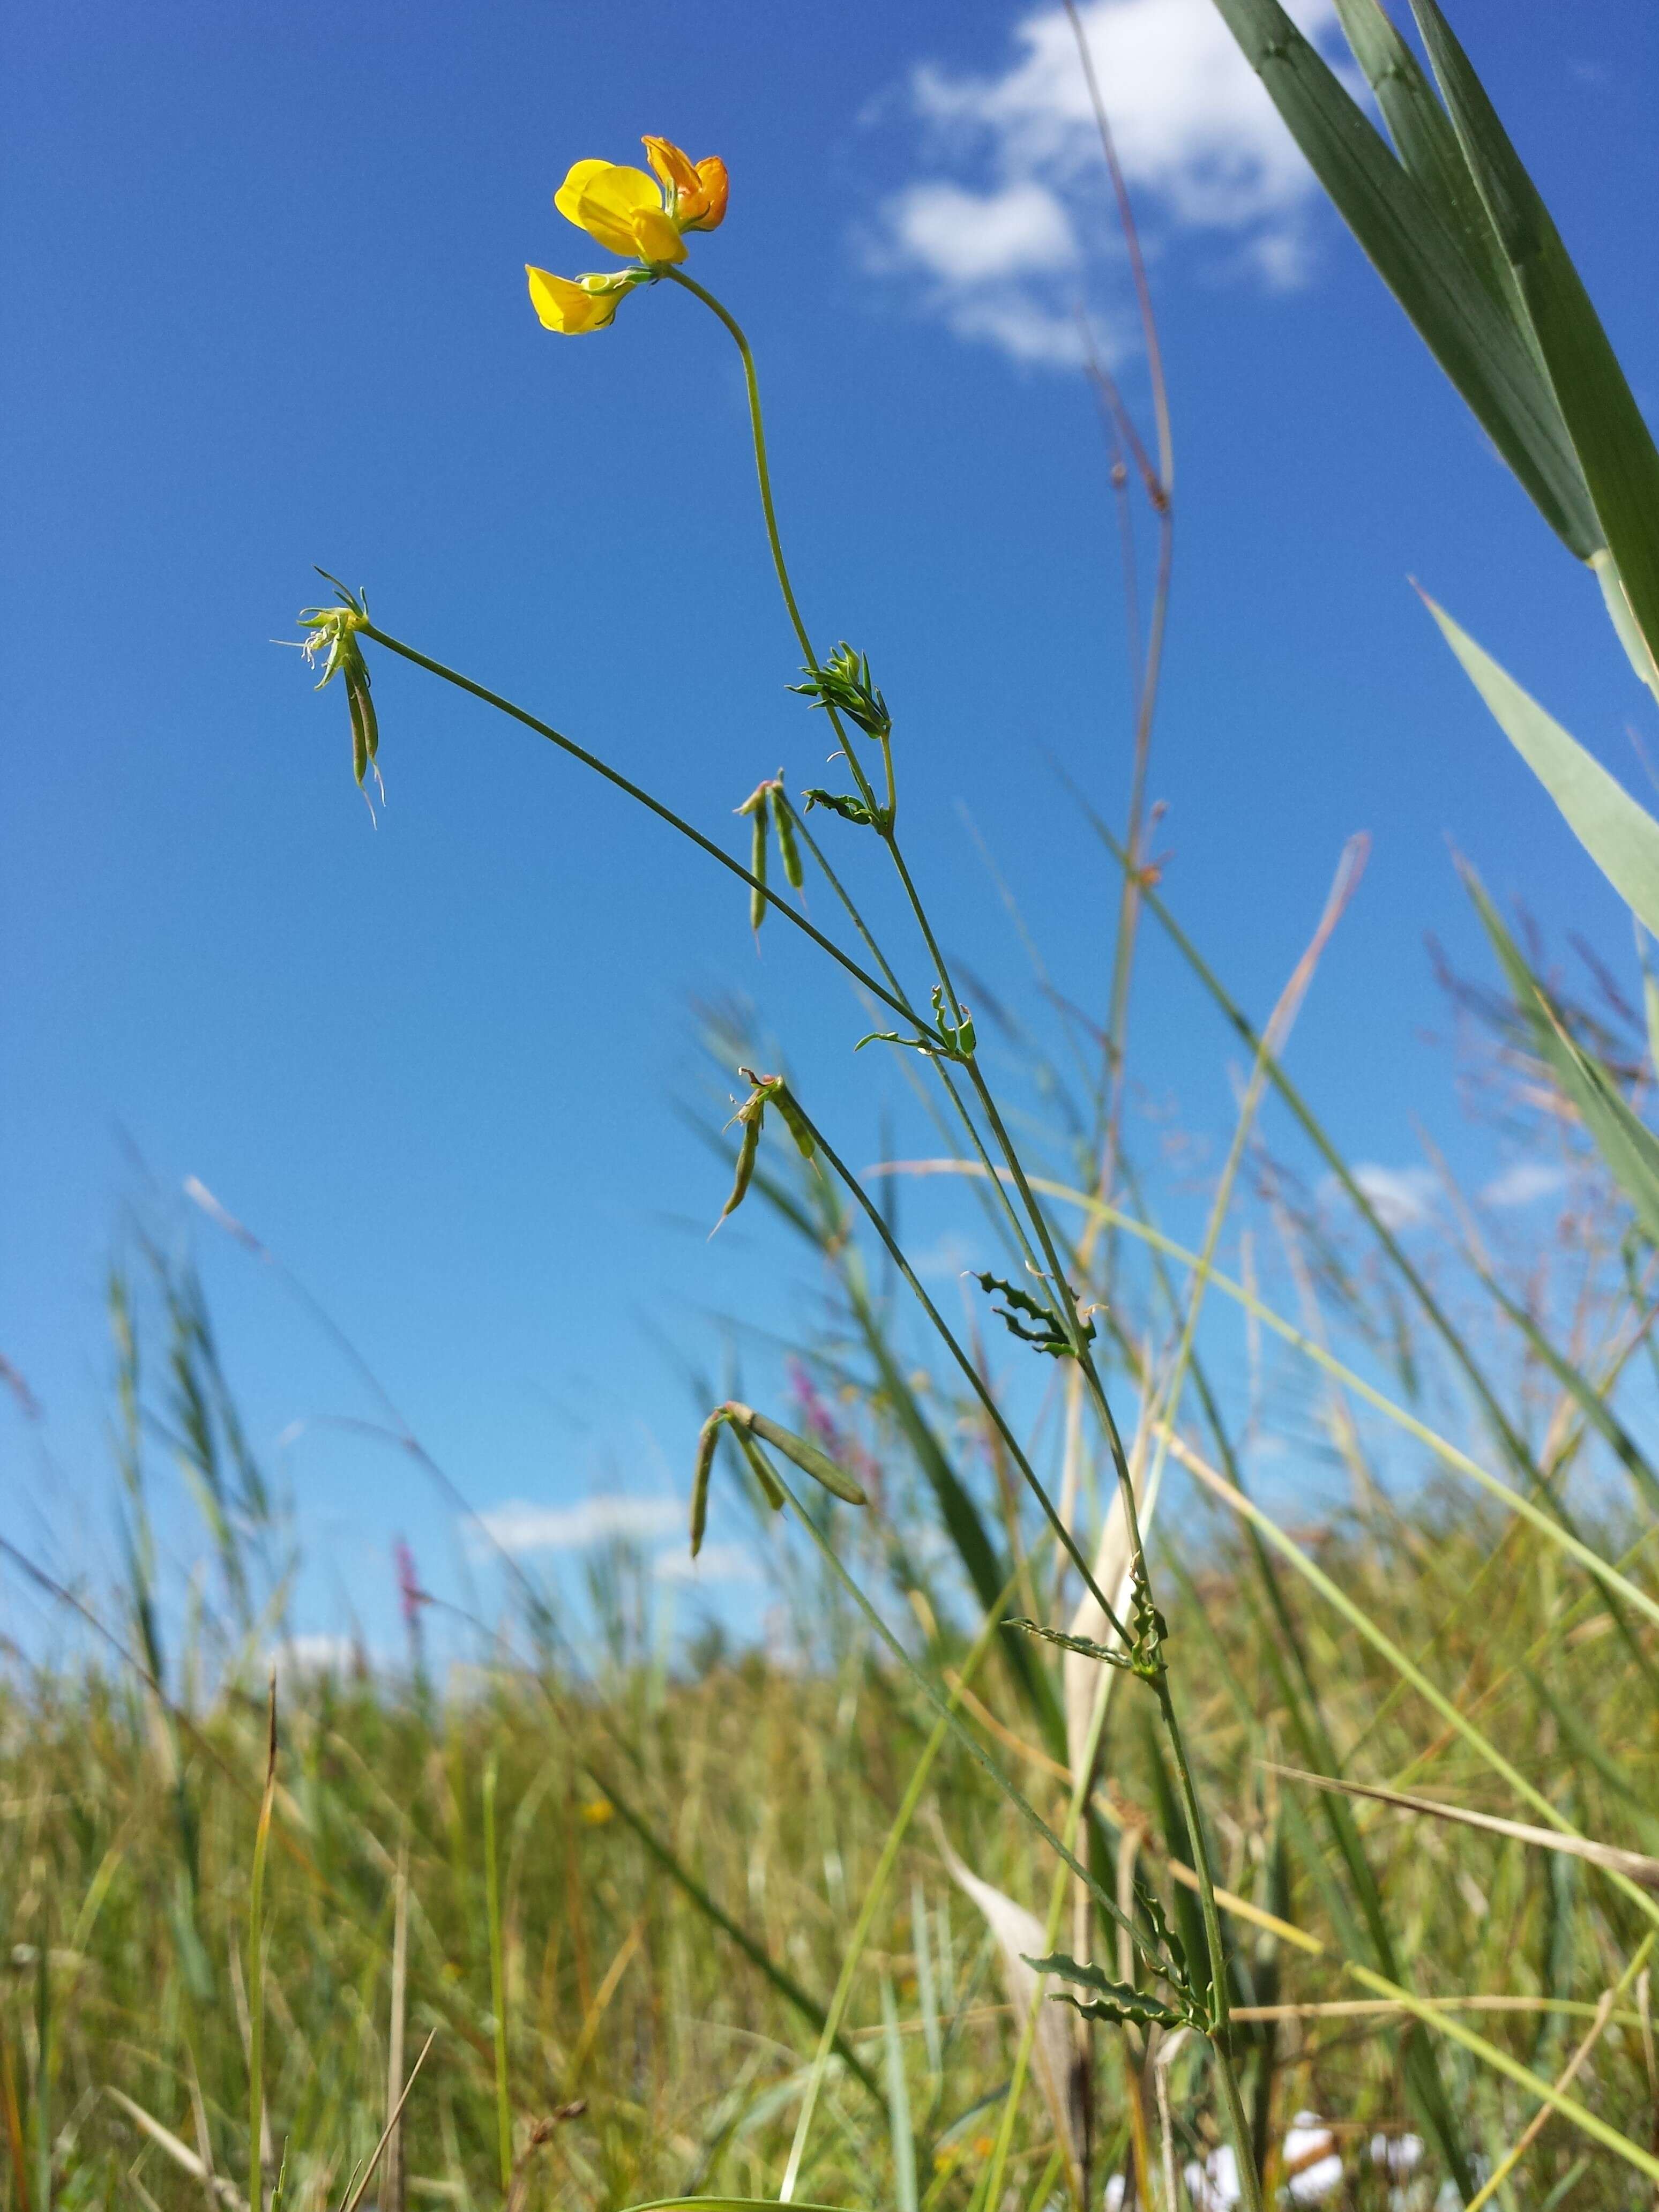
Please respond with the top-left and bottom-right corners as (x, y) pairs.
(291, 130), (1269, 2212)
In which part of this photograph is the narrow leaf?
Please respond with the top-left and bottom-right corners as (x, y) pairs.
(1466, 870), (1659, 1246)
(1273, 1765), (1659, 1890)
(1426, 593), (1659, 938)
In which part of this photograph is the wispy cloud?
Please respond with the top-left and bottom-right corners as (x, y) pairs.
(267, 1632), (363, 1680)
(1479, 1161), (1566, 1210)
(871, 0), (1346, 365)
(652, 1543), (764, 1586)
(1347, 1163), (1438, 1230)
(473, 1496), (682, 1559)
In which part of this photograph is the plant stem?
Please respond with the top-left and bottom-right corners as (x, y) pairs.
(358, 625), (929, 1042)
(248, 1680), (277, 2212)
(778, 1549), (1046, 2202)
(482, 1757), (512, 2196)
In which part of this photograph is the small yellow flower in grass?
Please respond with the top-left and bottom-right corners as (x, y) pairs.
(577, 1796), (615, 1826)
(528, 135), (728, 337)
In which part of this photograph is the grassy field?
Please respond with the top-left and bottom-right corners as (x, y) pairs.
(11, 2), (1659, 2207)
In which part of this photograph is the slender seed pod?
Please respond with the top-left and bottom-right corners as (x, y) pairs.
(749, 805), (768, 933)
(733, 1428), (788, 1512)
(716, 1107), (763, 1227)
(743, 1407), (867, 1506)
(689, 1408), (728, 1557)
(772, 1082), (817, 1161)
(348, 680), (371, 789)
(771, 786), (804, 890)
(350, 665), (379, 774)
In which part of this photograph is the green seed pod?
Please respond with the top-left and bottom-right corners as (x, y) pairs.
(733, 1428), (787, 1512)
(750, 806), (768, 933)
(350, 665), (379, 775)
(772, 1083), (816, 1161)
(689, 1408), (727, 1558)
(348, 682), (370, 790)
(743, 1407), (867, 1506)
(770, 787), (804, 890)
(718, 1107), (763, 1227)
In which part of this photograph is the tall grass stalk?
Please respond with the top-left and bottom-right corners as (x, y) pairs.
(247, 1675), (277, 2212)
(483, 1757), (512, 2197)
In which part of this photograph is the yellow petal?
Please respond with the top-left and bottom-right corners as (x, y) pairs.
(629, 205), (687, 265)
(574, 163), (666, 256)
(554, 159), (614, 228)
(525, 266), (621, 334)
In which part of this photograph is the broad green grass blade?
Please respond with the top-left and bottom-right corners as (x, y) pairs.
(1205, 0), (1597, 555)
(1329, 0), (1513, 313)
(1466, 869), (1659, 1246)
(1410, 0), (1659, 665)
(1424, 594), (1659, 937)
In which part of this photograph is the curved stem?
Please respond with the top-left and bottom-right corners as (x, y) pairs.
(359, 624), (929, 1040)
(664, 266), (963, 1018)
(793, 1102), (1132, 1648)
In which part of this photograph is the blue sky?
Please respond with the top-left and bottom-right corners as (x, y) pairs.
(4, 0), (1657, 1663)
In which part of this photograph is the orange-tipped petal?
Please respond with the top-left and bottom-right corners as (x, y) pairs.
(554, 159), (614, 228)
(525, 266), (623, 334)
(682, 155), (729, 231)
(573, 163), (666, 256)
(642, 134), (700, 202)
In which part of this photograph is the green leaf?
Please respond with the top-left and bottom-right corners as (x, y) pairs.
(802, 789), (878, 828)
(1206, 0), (1597, 556)
(1424, 593), (1659, 938)
(1004, 1618), (1132, 1670)
(1466, 869), (1659, 1247)
(1021, 1952), (1190, 2032)
(972, 1272), (1090, 1358)
(1410, 0), (1659, 663)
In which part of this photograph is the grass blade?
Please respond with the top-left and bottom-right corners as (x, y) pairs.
(1205, 0), (1596, 554)
(1466, 866), (1659, 1245)
(1426, 593), (1659, 936)
(1410, 0), (1659, 664)
(1271, 1765), (1659, 1888)
(880, 1979), (917, 2212)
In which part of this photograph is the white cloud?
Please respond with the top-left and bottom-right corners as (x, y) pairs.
(876, 0), (1347, 364)
(267, 1632), (362, 1679)
(1480, 1161), (1566, 1210)
(886, 178), (1079, 284)
(1348, 1163), (1438, 1230)
(652, 1543), (764, 1586)
(473, 1495), (681, 1559)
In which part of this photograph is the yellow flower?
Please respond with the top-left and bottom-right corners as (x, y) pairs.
(529, 136), (727, 338)
(525, 266), (639, 334)
(555, 158), (687, 266)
